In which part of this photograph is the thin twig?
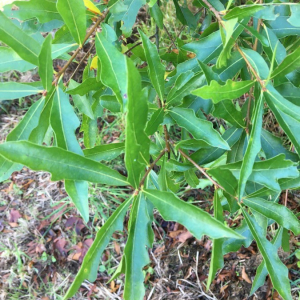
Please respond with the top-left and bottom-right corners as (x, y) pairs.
(53, 11), (108, 85)
(138, 149), (167, 190)
(175, 146), (238, 200)
(124, 34), (156, 55)
(164, 25), (177, 49)
(65, 41), (95, 86)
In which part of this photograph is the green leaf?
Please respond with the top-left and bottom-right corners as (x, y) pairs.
(81, 99), (102, 149)
(240, 48), (269, 79)
(29, 87), (56, 144)
(288, 5), (300, 27)
(56, 0), (86, 46)
(123, 194), (153, 300)
(0, 97), (46, 182)
(0, 11), (41, 65)
(242, 209), (292, 300)
(222, 154), (299, 193)
(167, 72), (204, 106)
(38, 34), (53, 91)
(222, 219), (253, 254)
(149, 3), (163, 29)
(83, 143), (125, 161)
(213, 100), (245, 128)
(143, 189), (244, 240)
(0, 47), (35, 72)
(216, 18), (240, 68)
(238, 93), (263, 200)
(169, 107), (230, 150)
(207, 190), (224, 289)
(264, 85), (300, 154)
(0, 141), (128, 186)
(67, 78), (104, 96)
(250, 227), (283, 296)
(224, 6), (264, 20)
(192, 79), (255, 103)
(100, 95), (121, 113)
(145, 108), (164, 136)
(125, 60), (150, 188)
(182, 30), (222, 63)
(3, 0), (61, 23)
(68, 80), (94, 119)
(275, 83), (300, 105)
(0, 82), (42, 101)
(139, 29), (165, 101)
(266, 16), (300, 39)
(7, 98), (45, 142)
(50, 87), (89, 221)
(261, 129), (298, 162)
(271, 46), (300, 79)
(63, 196), (132, 299)
(243, 198), (300, 235)
(190, 127), (243, 165)
(95, 32), (127, 108)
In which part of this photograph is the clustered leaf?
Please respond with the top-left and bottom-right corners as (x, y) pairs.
(0, 1), (300, 300)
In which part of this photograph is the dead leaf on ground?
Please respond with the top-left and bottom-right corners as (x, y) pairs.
(9, 209), (22, 222)
(241, 266), (252, 284)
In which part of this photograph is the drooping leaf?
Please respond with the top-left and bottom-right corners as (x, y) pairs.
(0, 97), (46, 182)
(68, 80), (94, 119)
(182, 30), (222, 63)
(169, 107), (230, 150)
(0, 141), (128, 186)
(275, 83), (300, 105)
(238, 93), (264, 200)
(0, 82), (42, 101)
(0, 47), (35, 72)
(218, 154), (299, 193)
(67, 78), (104, 96)
(3, 0), (61, 23)
(125, 60), (150, 188)
(143, 189), (244, 240)
(288, 5), (300, 27)
(190, 127), (243, 165)
(139, 29), (165, 101)
(95, 32), (127, 108)
(261, 129), (298, 162)
(149, 3), (163, 29)
(264, 84), (300, 155)
(242, 209), (292, 300)
(240, 48), (269, 79)
(250, 227), (283, 296)
(192, 79), (255, 103)
(167, 72), (204, 106)
(271, 46), (300, 79)
(100, 95), (121, 113)
(145, 108), (164, 136)
(243, 198), (300, 235)
(83, 143), (125, 161)
(0, 11), (41, 65)
(212, 100), (245, 128)
(63, 196), (132, 299)
(50, 87), (89, 221)
(7, 98), (45, 142)
(56, 0), (86, 46)
(38, 34), (53, 91)
(29, 87), (56, 144)
(224, 6), (264, 20)
(207, 190), (224, 289)
(123, 194), (153, 300)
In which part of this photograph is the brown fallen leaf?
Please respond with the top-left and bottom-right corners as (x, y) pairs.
(9, 209), (22, 222)
(241, 266), (252, 284)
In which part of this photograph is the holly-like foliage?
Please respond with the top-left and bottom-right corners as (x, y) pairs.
(0, 0), (300, 299)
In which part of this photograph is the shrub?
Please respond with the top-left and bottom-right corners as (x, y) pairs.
(0, 0), (300, 299)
